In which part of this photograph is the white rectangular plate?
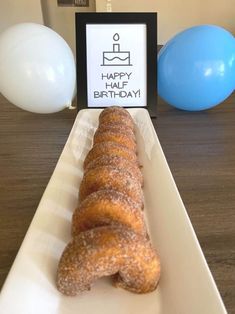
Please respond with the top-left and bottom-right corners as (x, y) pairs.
(0, 109), (227, 314)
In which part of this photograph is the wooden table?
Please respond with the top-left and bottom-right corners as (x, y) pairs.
(0, 92), (234, 313)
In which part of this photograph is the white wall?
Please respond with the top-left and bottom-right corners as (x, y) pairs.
(41, 0), (96, 55)
(0, 0), (234, 51)
(96, 0), (235, 44)
(0, 0), (43, 33)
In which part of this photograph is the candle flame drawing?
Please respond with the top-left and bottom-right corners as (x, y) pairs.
(113, 33), (120, 41)
(101, 32), (132, 66)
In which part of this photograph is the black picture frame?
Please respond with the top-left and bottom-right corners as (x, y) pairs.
(76, 12), (157, 117)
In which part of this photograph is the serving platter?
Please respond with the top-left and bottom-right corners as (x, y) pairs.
(0, 109), (227, 314)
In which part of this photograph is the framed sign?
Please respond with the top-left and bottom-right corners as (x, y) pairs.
(76, 13), (157, 116)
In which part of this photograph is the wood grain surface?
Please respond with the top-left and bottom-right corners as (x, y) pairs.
(0, 92), (234, 313)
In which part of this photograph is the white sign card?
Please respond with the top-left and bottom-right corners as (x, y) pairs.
(76, 13), (157, 116)
(86, 24), (147, 107)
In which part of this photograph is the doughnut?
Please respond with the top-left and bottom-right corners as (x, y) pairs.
(85, 155), (143, 186)
(93, 129), (137, 151)
(99, 106), (132, 121)
(97, 122), (135, 139)
(99, 108), (135, 131)
(99, 114), (135, 131)
(72, 190), (146, 237)
(56, 107), (161, 297)
(57, 226), (161, 296)
(83, 142), (138, 170)
(79, 166), (144, 207)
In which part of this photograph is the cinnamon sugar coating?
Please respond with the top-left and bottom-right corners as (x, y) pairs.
(99, 106), (133, 121)
(93, 129), (137, 152)
(83, 142), (138, 170)
(57, 226), (160, 296)
(97, 122), (135, 139)
(99, 108), (135, 131)
(56, 107), (161, 297)
(72, 190), (146, 237)
(79, 166), (144, 208)
(85, 155), (143, 186)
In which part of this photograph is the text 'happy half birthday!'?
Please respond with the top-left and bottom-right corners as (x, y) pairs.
(93, 72), (141, 99)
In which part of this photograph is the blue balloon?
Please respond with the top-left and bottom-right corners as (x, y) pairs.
(158, 25), (235, 111)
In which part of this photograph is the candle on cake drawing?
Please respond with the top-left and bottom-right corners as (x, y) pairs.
(101, 33), (132, 66)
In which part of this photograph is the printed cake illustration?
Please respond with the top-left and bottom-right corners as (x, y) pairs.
(102, 33), (132, 66)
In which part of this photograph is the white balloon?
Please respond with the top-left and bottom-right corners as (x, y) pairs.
(0, 23), (76, 113)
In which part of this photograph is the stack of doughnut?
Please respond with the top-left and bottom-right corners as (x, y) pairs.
(56, 106), (161, 296)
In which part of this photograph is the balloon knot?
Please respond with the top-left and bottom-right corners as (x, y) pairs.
(67, 102), (76, 110)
